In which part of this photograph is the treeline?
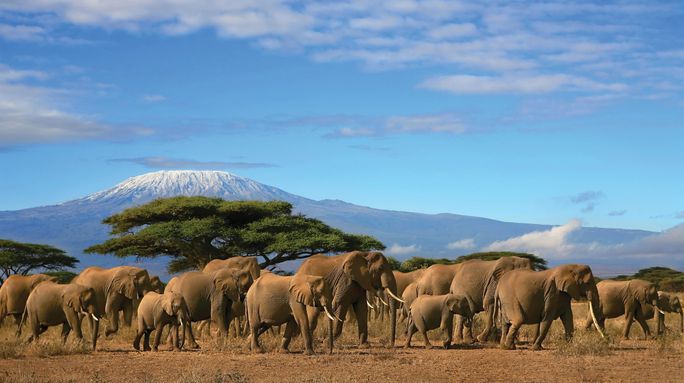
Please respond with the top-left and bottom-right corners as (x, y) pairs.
(613, 267), (684, 292)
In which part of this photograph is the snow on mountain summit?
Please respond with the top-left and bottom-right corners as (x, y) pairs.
(79, 170), (296, 205)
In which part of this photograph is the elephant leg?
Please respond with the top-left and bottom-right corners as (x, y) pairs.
(532, 320), (553, 351)
(441, 313), (454, 349)
(105, 309), (120, 337)
(420, 327), (432, 349)
(122, 301), (134, 327)
(249, 318), (265, 353)
(352, 300), (370, 348)
(91, 320), (99, 351)
(560, 310), (574, 341)
(332, 305), (349, 339)
(622, 310), (635, 339)
(153, 324), (164, 351)
(502, 322), (521, 350)
(293, 302), (314, 355)
(634, 310), (652, 339)
(530, 323), (540, 344)
(477, 308), (495, 343)
(185, 322), (200, 349)
(61, 323), (71, 343)
(279, 319), (297, 353)
(133, 328), (144, 351)
(143, 330), (152, 351)
(453, 315), (464, 343)
(655, 312), (663, 335)
(405, 320), (416, 348)
(66, 312), (84, 341)
(306, 306), (321, 334)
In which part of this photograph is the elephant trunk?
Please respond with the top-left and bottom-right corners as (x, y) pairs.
(380, 269), (398, 347)
(211, 294), (230, 337)
(328, 315), (334, 354)
(679, 310), (683, 333)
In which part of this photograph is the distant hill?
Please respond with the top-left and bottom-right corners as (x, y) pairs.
(0, 170), (655, 278)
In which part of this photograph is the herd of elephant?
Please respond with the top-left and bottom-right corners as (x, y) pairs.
(0, 252), (681, 355)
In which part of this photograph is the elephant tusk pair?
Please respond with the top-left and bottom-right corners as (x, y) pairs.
(386, 288), (405, 304)
(588, 301), (605, 338)
(323, 306), (340, 322)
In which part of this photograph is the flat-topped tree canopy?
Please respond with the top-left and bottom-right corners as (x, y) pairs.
(0, 239), (78, 283)
(86, 196), (384, 273)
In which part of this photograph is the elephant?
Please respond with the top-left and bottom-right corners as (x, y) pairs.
(149, 276), (165, 293)
(202, 256), (261, 281)
(583, 279), (659, 339)
(405, 294), (473, 349)
(399, 282), (419, 323)
(449, 256), (533, 343)
(0, 274), (57, 334)
(496, 264), (605, 350)
(166, 268), (250, 348)
(22, 281), (100, 349)
(133, 291), (190, 352)
(246, 272), (337, 355)
(297, 251), (403, 348)
(72, 266), (152, 338)
(650, 292), (683, 334)
(393, 269), (425, 296)
(416, 264), (461, 296)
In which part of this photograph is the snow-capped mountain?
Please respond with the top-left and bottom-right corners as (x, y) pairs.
(0, 170), (658, 277)
(76, 170), (302, 206)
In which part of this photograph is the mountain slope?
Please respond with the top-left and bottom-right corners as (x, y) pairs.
(0, 170), (655, 276)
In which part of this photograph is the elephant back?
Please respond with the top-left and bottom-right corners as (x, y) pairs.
(417, 263), (461, 295)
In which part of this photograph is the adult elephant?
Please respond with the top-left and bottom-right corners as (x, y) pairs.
(23, 281), (100, 349)
(202, 256), (260, 281)
(583, 279), (659, 339)
(416, 264), (460, 296)
(166, 268), (251, 349)
(246, 272), (337, 355)
(72, 266), (152, 337)
(449, 256), (533, 343)
(497, 264), (605, 350)
(0, 274), (57, 334)
(297, 251), (404, 347)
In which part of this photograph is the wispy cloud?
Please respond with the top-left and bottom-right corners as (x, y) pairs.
(0, 63), (153, 148)
(570, 190), (605, 213)
(608, 210), (627, 217)
(0, 1), (679, 100)
(386, 243), (420, 256)
(141, 94), (166, 103)
(447, 238), (475, 250)
(109, 156), (275, 170)
(322, 113), (466, 138)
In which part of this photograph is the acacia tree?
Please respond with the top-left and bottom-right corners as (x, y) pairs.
(86, 196), (385, 273)
(455, 251), (548, 270)
(0, 239), (79, 283)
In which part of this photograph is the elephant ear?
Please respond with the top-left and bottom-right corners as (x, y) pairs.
(556, 269), (581, 300)
(161, 294), (175, 316)
(289, 275), (320, 306)
(113, 276), (137, 300)
(630, 281), (648, 306)
(62, 289), (81, 310)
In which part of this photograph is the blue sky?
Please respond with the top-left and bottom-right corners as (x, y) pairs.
(0, 1), (683, 233)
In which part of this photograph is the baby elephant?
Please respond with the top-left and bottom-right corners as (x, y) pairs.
(134, 291), (189, 352)
(406, 294), (472, 349)
(23, 281), (100, 349)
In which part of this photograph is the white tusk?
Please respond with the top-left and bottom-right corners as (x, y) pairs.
(179, 318), (184, 326)
(91, 313), (99, 322)
(378, 296), (389, 306)
(588, 301), (605, 338)
(335, 315), (343, 322)
(366, 300), (375, 309)
(386, 288), (406, 304)
(658, 309), (666, 315)
(323, 306), (336, 322)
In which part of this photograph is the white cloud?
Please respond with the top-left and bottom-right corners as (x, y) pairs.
(484, 219), (582, 258)
(419, 74), (628, 94)
(0, 63), (152, 147)
(386, 243), (420, 256)
(0, 0), (676, 97)
(141, 94), (166, 103)
(324, 113), (466, 138)
(447, 238), (475, 250)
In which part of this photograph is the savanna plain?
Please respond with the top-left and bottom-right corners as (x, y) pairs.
(1, 300), (683, 383)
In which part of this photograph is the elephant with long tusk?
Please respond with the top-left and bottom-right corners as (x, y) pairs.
(584, 279), (660, 340)
(246, 272), (337, 355)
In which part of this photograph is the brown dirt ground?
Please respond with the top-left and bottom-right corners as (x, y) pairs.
(1, 303), (683, 382)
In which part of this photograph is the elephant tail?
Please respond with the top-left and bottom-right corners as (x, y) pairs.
(493, 293), (501, 329)
(18, 303), (28, 336)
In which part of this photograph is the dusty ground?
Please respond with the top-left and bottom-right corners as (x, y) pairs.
(1, 303), (682, 382)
